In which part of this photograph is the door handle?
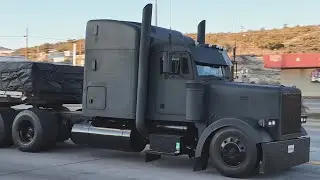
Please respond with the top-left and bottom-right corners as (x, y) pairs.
(92, 59), (97, 71)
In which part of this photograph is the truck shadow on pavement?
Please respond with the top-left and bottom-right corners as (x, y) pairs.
(47, 141), (306, 179)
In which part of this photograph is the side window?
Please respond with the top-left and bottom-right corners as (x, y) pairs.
(160, 51), (190, 76)
(181, 57), (189, 74)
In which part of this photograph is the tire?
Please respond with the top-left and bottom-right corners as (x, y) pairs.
(209, 127), (259, 178)
(0, 108), (17, 147)
(54, 106), (72, 142)
(12, 108), (59, 152)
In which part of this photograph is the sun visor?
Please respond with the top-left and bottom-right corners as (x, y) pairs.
(192, 47), (233, 66)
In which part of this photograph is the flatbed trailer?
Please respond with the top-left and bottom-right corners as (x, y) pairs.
(0, 4), (310, 178)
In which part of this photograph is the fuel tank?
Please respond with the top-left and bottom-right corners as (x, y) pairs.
(70, 121), (147, 152)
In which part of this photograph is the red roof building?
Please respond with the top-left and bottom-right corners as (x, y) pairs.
(263, 53), (320, 98)
(263, 53), (320, 69)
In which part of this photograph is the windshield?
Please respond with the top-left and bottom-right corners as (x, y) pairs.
(196, 64), (229, 79)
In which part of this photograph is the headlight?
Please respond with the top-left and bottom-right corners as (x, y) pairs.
(258, 119), (277, 128)
(301, 115), (307, 123)
(267, 120), (276, 127)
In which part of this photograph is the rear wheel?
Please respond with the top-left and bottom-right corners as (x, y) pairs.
(209, 127), (259, 178)
(0, 108), (17, 147)
(12, 108), (59, 152)
(53, 106), (72, 142)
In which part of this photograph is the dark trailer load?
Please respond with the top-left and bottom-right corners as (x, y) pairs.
(0, 60), (83, 106)
(0, 4), (310, 178)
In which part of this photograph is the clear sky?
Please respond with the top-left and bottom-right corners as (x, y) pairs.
(0, 0), (319, 49)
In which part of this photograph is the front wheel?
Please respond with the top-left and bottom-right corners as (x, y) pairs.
(209, 127), (259, 178)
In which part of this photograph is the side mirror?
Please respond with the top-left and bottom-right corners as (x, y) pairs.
(162, 51), (172, 74)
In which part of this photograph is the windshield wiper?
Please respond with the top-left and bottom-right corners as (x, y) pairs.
(212, 76), (223, 80)
(201, 75), (224, 80)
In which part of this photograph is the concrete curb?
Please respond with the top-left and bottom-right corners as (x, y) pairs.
(303, 96), (320, 99)
(308, 161), (320, 165)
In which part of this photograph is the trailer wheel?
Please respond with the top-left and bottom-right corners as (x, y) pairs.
(209, 127), (259, 178)
(0, 108), (17, 147)
(12, 108), (59, 152)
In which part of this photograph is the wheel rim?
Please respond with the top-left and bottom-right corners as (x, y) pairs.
(18, 120), (34, 144)
(220, 137), (246, 167)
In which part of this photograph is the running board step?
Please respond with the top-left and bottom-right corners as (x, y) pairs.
(145, 150), (181, 162)
(146, 149), (181, 156)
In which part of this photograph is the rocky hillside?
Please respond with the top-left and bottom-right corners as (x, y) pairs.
(13, 24), (320, 59)
(11, 24), (319, 85)
(233, 55), (280, 84)
(187, 25), (320, 55)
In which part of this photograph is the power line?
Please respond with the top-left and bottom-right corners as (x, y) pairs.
(0, 35), (83, 41)
(0, 35), (24, 38)
(29, 36), (78, 41)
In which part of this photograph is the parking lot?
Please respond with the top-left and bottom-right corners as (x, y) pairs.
(1, 102), (319, 180)
(0, 125), (319, 180)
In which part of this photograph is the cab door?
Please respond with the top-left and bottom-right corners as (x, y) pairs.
(155, 51), (194, 117)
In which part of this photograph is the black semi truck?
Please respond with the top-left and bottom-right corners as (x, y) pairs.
(0, 3), (310, 178)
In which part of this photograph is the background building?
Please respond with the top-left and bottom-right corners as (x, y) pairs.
(0, 46), (14, 56)
(263, 53), (320, 97)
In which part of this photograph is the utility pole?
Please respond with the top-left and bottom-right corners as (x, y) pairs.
(24, 26), (28, 60)
(79, 41), (82, 55)
(72, 43), (77, 66)
(36, 46), (39, 60)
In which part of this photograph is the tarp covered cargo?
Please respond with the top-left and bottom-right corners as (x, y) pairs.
(0, 57), (84, 104)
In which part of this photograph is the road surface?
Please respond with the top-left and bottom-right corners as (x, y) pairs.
(0, 121), (320, 179)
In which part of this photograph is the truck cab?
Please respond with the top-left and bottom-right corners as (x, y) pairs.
(148, 42), (233, 121)
(77, 4), (310, 178)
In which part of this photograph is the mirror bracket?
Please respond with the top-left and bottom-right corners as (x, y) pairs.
(162, 51), (173, 75)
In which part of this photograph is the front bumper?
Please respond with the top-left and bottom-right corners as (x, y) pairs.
(260, 136), (310, 174)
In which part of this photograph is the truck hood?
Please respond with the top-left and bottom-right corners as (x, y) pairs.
(205, 81), (300, 124)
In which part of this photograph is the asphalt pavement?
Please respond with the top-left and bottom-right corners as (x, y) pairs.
(0, 122), (319, 180)
(1, 102), (320, 179)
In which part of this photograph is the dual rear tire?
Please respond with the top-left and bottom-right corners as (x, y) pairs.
(11, 108), (59, 152)
(0, 107), (70, 152)
(0, 108), (18, 147)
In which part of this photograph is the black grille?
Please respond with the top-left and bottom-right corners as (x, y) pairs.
(280, 93), (301, 135)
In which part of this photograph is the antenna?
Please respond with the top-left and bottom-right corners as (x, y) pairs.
(169, 0), (172, 29)
(168, 0), (172, 50)
(155, 0), (158, 26)
(24, 26), (28, 60)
